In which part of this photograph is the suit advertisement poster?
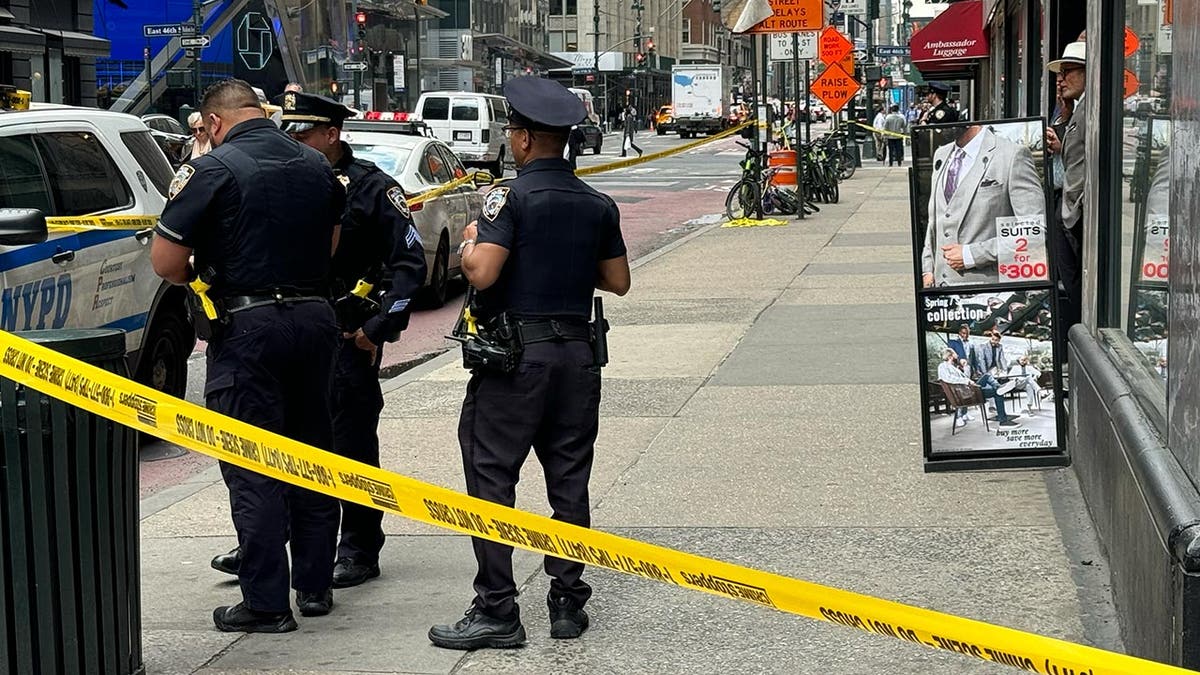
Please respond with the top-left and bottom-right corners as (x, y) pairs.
(1125, 114), (1170, 379)
(910, 118), (1068, 471)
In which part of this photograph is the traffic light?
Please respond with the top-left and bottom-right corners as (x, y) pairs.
(635, 52), (646, 67)
(355, 11), (367, 41)
(646, 39), (655, 55)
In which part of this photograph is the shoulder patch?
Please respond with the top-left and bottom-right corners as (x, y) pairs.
(934, 109), (946, 121)
(168, 164), (196, 200)
(483, 187), (510, 222)
(387, 186), (411, 219)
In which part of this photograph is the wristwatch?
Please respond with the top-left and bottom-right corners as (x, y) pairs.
(457, 239), (476, 255)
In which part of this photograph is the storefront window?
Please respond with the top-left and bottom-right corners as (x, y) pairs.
(1118, 0), (1172, 388)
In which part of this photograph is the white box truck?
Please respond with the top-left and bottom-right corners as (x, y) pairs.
(671, 64), (731, 138)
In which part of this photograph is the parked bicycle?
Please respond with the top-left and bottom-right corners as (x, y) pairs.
(725, 141), (803, 220)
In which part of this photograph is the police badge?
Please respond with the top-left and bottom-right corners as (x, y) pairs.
(168, 165), (195, 200)
(482, 187), (510, 222)
(283, 92), (297, 111)
(386, 186), (412, 219)
(339, 174), (351, 187)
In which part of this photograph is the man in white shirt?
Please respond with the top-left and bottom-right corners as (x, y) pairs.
(937, 349), (1018, 428)
(871, 107), (887, 161)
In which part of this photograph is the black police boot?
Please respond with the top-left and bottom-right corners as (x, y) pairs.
(296, 588), (334, 617)
(428, 605), (527, 650)
(211, 546), (241, 576)
(548, 595), (589, 639)
(213, 602), (297, 633)
(332, 557), (381, 589)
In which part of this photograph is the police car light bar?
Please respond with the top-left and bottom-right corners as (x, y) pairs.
(363, 111), (422, 122)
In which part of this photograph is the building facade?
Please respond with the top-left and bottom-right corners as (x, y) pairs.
(680, 0), (752, 86)
(0, 0), (108, 107)
(908, 0), (1195, 667)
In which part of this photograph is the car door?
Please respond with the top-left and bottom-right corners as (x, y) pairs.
(432, 143), (473, 271)
(418, 95), (451, 145)
(0, 131), (80, 332)
(29, 126), (142, 337)
(413, 141), (456, 270)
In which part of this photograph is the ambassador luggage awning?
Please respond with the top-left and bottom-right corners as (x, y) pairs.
(909, 0), (990, 78)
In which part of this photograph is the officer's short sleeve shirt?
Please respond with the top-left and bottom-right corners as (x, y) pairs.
(155, 158), (234, 247)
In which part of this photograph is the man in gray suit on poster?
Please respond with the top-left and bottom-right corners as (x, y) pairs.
(921, 125), (1045, 287)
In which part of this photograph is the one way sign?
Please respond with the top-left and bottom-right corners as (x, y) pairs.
(180, 35), (211, 49)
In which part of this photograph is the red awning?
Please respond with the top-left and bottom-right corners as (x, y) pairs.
(909, 0), (990, 75)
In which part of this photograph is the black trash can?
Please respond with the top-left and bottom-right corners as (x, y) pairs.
(1, 329), (143, 675)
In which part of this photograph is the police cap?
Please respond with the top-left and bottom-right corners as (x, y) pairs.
(927, 81), (952, 96)
(276, 91), (353, 133)
(503, 76), (587, 132)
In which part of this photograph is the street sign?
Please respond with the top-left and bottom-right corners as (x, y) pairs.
(838, 0), (866, 13)
(142, 23), (195, 38)
(343, 61), (368, 72)
(746, 0), (824, 34)
(769, 31), (818, 61)
(810, 62), (860, 113)
(180, 35), (211, 49)
(874, 45), (911, 57)
(819, 26), (853, 66)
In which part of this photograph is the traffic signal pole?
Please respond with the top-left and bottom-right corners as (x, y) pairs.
(352, 1), (362, 109)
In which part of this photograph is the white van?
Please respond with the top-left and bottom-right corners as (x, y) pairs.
(414, 92), (509, 177)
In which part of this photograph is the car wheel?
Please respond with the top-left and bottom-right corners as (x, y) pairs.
(423, 233), (451, 308)
(657, 127), (665, 135)
(135, 303), (193, 400)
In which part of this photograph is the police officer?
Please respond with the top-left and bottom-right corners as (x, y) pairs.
(151, 79), (344, 633)
(925, 81), (960, 124)
(279, 91), (427, 588)
(428, 76), (631, 650)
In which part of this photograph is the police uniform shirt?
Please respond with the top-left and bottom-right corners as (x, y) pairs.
(156, 118), (346, 295)
(475, 157), (625, 319)
(330, 141), (427, 343)
(930, 101), (959, 124)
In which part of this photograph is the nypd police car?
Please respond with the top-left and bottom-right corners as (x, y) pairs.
(0, 86), (195, 398)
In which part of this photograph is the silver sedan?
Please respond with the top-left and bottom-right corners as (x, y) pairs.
(345, 130), (484, 307)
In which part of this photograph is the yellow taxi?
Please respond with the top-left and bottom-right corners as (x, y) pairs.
(654, 104), (674, 135)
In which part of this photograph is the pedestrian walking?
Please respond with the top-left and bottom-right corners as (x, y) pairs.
(428, 75), (631, 650)
(883, 105), (908, 166)
(151, 78), (344, 633)
(567, 124), (585, 168)
(871, 107), (887, 161)
(279, 92), (428, 588)
(621, 102), (643, 157)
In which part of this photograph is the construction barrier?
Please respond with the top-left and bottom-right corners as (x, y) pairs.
(0, 329), (1194, 675)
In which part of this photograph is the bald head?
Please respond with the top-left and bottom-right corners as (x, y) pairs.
(200, 79), (266, 145)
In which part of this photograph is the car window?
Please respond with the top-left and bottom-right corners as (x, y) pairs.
(348, 144), (413, 179)
(489, 98), (508, 124)
(0, 135), (53, 213)
(422, 97), (450, 121)
(452, 99), (480, 122)
(121, 130), (175, 197)
(418, 145), (453, 185)
(434, 144), (468, 179)
(34, 132), (133, 216)
(160, 117), (185, 135)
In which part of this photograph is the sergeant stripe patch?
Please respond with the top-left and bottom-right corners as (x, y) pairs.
(406, 225), (421, 248)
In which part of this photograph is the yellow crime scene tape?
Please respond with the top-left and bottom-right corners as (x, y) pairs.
(0, 329), (1192, 675)
(722, 217), (789, 228)
(44, 121), (750, 232)
(853, 121), (910, 139)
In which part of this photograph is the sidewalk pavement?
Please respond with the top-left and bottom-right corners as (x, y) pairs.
(139, 169), (1122, 674)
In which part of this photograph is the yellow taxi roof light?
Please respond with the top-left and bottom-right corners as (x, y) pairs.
(0, 85), (32, 111)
